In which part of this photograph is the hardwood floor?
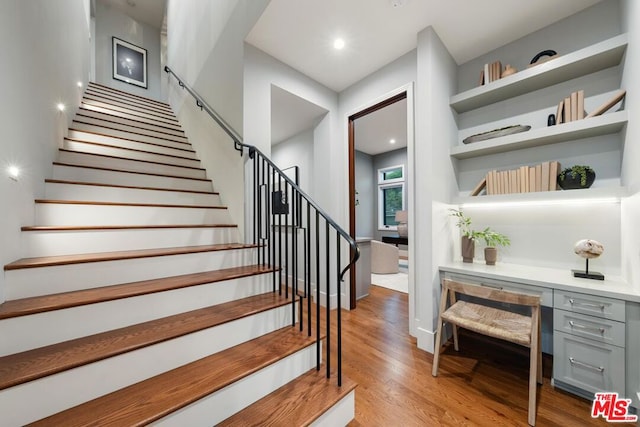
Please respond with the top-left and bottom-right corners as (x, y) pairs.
(336, 285), (630, 426)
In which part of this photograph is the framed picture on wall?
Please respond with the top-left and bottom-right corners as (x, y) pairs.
(112, 37), (147, 88)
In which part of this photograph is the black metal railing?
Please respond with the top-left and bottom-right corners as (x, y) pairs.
(165, 66), (359, 386)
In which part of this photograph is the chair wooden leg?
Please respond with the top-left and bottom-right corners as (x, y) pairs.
(432, 317), (443, 377)
(448, 291), (459, 351)
(528, 343), (537, 426)
(537, 319), (543, 384)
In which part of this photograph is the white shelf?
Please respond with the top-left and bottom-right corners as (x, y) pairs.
(450, 33), (628, 113)
(455, 186), (627, 206)
(450, 111), (627, 160)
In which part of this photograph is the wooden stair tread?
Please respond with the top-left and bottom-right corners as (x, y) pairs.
(21, 224), (237, 231)
(84, 89), (174, 114)
(68, 126), (191, 149)
(28, 326), (315, 427)
(78, 107), (183, 133)
(65, 135), (196, 155)
(52, 162), (212, 182)
(0, 263), (270, 318)
(72, 118), (188, 143)
(219, 369), (357, 426)
(45, 179), (219, 195)
(58, 148), (205, 171)
(87, 82), (172, 108)
(0, 291), (290, 391)
(34, 199), (227, 210)
(82, 97), (179, 122)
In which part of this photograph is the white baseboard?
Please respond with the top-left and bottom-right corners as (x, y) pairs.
(416, 326), (435, 354)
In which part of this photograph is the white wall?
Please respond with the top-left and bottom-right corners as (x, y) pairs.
(272, 129), (315, 195)
(415, 26), (459, 351)
(94, 0), (162, 101)
(0, 0), (91, 303)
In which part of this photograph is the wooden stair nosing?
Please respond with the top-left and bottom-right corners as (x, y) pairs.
(52, 162), (212, 183)
(34, 199), (227, 210)
(82, 98), (180, 125)
(219, 369), (357, 427)
(72, 119), (188, 145)
(87, 82), (171, 108)
(63, 137), (199, 162)
(66, 130), (196, 154)
(75, 111), (185, 138)
(0, 264), (272, 320)
(82, 93), (177, 120)
(58, 148), (206, 172)
(45, 179), (219, 196)
(4, 243), (255, 272)
(20, 224), (238, 232)
(0, 291), (292, 392)
(27, 327), (315, 427)
(83, 89), (175, 115)
(79, 106), (183, 133)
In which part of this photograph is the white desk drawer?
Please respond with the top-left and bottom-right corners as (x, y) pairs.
(554, 309), (625, 347)
(553, 331), (625, 396)
(442, 272), (553, 307)
(554, 290), (625, 321)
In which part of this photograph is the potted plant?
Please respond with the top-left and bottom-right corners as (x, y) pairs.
(476, 227), (511, 265)
(449, 209), (482, 263)
(558, 165), (596, 190)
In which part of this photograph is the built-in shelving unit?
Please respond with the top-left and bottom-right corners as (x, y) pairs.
(450, 33), (628, 113)
(455, 186), (627, 206)
(451, 111), (627, 159)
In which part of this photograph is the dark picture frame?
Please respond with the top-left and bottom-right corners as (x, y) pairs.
(112, 37), (147, 88)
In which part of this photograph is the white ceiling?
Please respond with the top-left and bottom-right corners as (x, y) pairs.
(271, 86), (328, 145)
(247, 0), (603, 92)
(354, 98), (407, 156)
(99, 0), (167, 29)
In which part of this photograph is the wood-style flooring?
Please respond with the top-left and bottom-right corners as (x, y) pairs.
(337, 285), (630, 426)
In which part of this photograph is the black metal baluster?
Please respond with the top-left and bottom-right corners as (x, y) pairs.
(325, 220), (330, 379)
(336, 231), (342, 387)
(277, 176), (282, 295)
(270, 163), (276, 292)
(315, 209), (320, 371)
(306, 201), (311, 335)
(253, 154), (257, 248)
(284, 181), (289, 300)
(292, 185), (298, 327)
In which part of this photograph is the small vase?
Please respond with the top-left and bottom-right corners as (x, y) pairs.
(461, 236), (475, 263)
(484, 247), (497, 265)
(558, 170), (596, 190)
(397, 222), (408, 238)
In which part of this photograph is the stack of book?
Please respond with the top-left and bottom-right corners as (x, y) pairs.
(470, 161), (561, 196)
(556, 90), (585, 124)
(480, 61), (502, 85)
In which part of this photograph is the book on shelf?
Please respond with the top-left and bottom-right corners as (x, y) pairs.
(577, 90), (585, 120)
(484, 63), (490, 84)
(570, 92), (578, 122)
(529, 167), (536, 192)
(564, 97), (572, 123)
(535, 164), (542, 192)
(541, 161), (550, 191)
(470, 177), (487, 196)
(520, 166), (528, 193)
(549, 161), (561, 190)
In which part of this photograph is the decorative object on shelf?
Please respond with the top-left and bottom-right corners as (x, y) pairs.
(476, 228), (511, 265)
(501, 64), (517, 78)
(449, 209), (481, 263)
(472, 160), (561, 196)
(556, 90), (584, 124)
(547, 114), (556, 126)
(528, 49), (558, 68)
(558, 165), (595, 190)
(463, 124), (531, 144)
(112, 37), (148, 89)
(572, 239), (605, 280)
(586, 89), (626, 118)
(479, 60), (503, 86)
(395, 210), (408, 238)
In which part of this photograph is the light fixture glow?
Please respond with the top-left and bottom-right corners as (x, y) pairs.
(333, 38), (345, 50)
(390, 139), (396, 144)
(77, 81), (83, 87)
(460, 197), (620, 209)
(8, 165), (20, 181)
(56, 103), (66, 112)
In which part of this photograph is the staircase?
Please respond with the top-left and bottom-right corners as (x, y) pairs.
(0, 82), (356, 426)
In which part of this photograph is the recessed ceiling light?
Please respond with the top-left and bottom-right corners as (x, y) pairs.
(390, 139), (396, 144)
(333, 38), (345, 50)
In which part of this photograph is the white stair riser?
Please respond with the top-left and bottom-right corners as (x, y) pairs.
(57, 151), (206, 179)
(0, 306), (295, 426)
(45, 182), (221, 206)
(75, 111), (186, 138)
(82, 99), (182, 130)
(87, 84), (172, 110)
(5, 247), (258, 299)
(0, 273), (274, 355)
(23, 227), (239, 257)
(312, 391), (356, 427)
(67, 129), (193, 152)
(83, 93), (176, 119)
(84, 88), (174, 115)
(72, 120), (188, 143)
(34, 204), (231, 226)
(63, 140), (201, 168)
(52, 164), (212, 192)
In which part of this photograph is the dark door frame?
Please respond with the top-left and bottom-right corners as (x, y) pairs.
(348, 91), (408, 309)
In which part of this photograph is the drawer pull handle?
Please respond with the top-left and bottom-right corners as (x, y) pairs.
(569, 357), (605, 373)
(568, 299), (605, 311)
(569, 321), (605, 334)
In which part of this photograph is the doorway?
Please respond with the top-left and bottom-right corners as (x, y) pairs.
(348, 91), (409, 309)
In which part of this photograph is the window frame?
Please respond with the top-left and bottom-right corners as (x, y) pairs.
(377, 165), (405, 231)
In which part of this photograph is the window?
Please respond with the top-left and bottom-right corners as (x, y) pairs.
(378, 165), (405, 230)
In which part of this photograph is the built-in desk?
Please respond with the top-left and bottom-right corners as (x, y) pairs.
(439, 261), (640, 410)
